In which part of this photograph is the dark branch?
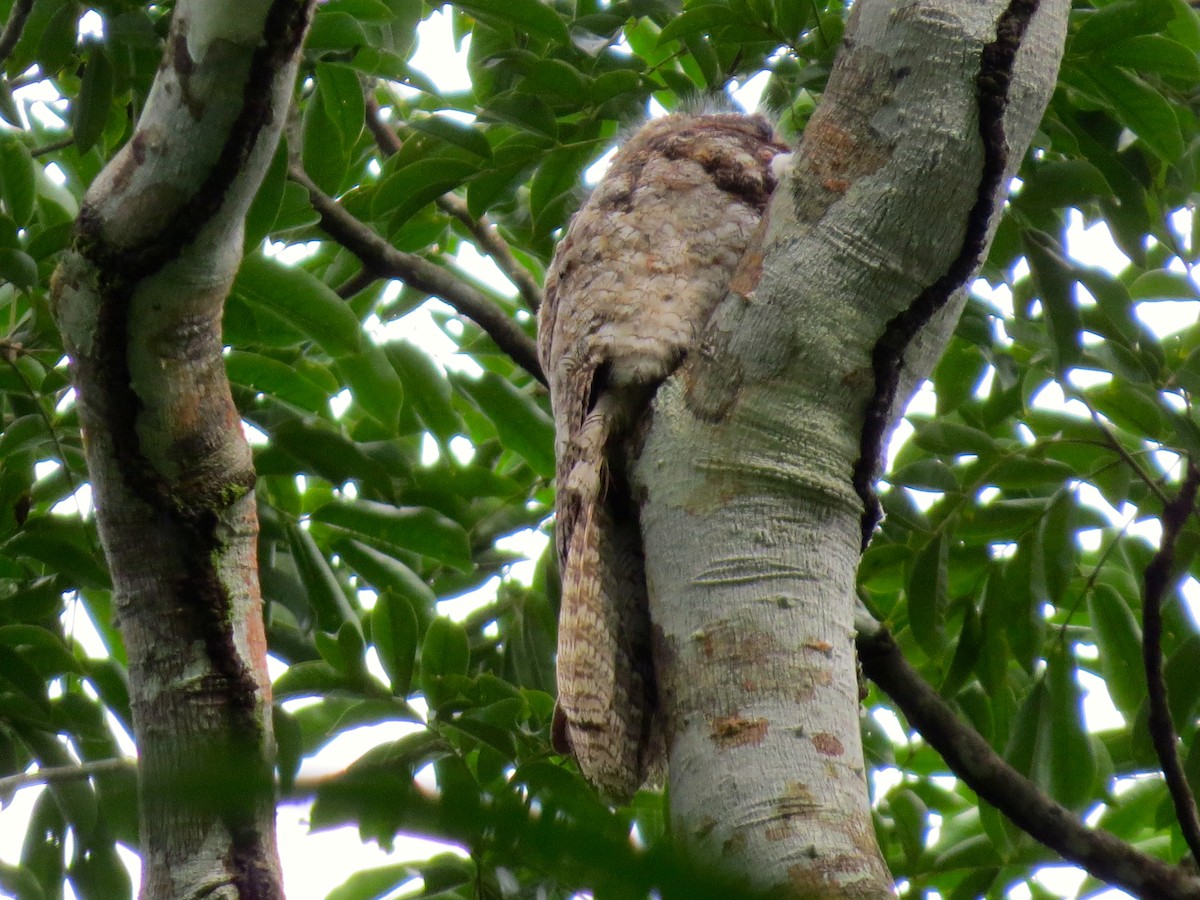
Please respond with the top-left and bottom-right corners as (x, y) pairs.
(364, 94), (544, 312)
(31, 135), (74, 158)
(335, 267), (378, 300)
(1143, 462), (1200, 866)
(0, 0), (33, 72)
(288, 163), (545, 384)
(857, 621), (1200, 900)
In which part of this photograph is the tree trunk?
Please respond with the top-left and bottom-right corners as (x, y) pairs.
(50, 2), (313, 896)
(632, 0), (1069, 894)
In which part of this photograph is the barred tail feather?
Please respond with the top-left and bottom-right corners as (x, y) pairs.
(553, 445), (658, 802)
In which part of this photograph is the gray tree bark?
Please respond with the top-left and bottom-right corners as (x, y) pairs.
(633, 0), (1069, 894)
(50, 2), (314, 896)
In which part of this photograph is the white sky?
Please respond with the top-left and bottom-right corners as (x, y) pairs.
(1, 7), (1197, 900)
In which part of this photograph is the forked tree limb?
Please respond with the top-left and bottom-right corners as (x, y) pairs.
(1142, 462), (1200, 866)
(364, 92), (545, 312)
(288, 162), (545, 384)
(857, 619), (1200, 900)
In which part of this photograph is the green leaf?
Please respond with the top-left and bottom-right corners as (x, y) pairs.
(1071, 0), (1175, 52)
(373, 157), (478, 230)
(453, 0), (570, 44)
(0, 415), (54, 458)
(0, 247), (38, 289)
(0, 861), (46, 900)
(1100, 35), (1200, 82)
(225, 351), (331, 411)
(244, 142), (288, 248)
(421, 616), (470, 683)
(907, 532), (948, 657)
(311, 500), (472, 570)
(302, 85), (351, 195)
(307, 10), (368, 52)
(21, 789), (64, 895)
(522, 58), (590, 102)
(911, 420), (997, 456)
(659, 4), (741, 43)
(1129, 268), (1199, 300)
(334, 341), (404, 430)
(1005, 678), (1050, 787)
(1045, 648), (1097, 809)
(324, 0), (395, 19)
(387, 342), (461, 442)
(1023, 232), (1081, 371)
(887, 787), (929, 865)
(231, 253), (362, 356)
(267, 419), (395, 494)
(1086, 584), (1146, 718)
(68, 838), (131, 900)
(0, 140), (36, 227)
(326, 864), (412, 900)
(529, 144), (592, 235)
(1085, 67), (1184, 163)
(1035, 492), (1075, 604)
(273, 660), (353, 698)
(0, 79), (20, 128)
(0, 625), (79, 677)
(1086, 381), (1165, 440)
(316, 62), (366, 151)
(284, 522), (361, 634)
(73, 42), (113, 154)
(372, 589), (419, 697)
(891, 459), (958, 493)
(484, 92), (558, 138)
(453, 372), (554, 478)
(334, 540), (436, 624)
(407, 114), (493, 159)
(1016, 159), (1113, 211)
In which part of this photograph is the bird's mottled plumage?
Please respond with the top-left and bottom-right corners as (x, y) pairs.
(539, 111), (789, 801)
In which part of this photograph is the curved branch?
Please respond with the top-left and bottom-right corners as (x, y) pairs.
(1143, 462), (1200, 866)
(0, 758), (135, 794)
(288, 163), (545, 384)
(857, 619), (1200, 900)
(0, 0), (33, 72)
(364, 94), (544, 312)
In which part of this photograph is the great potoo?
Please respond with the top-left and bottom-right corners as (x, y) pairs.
(538, 111), (789, 801)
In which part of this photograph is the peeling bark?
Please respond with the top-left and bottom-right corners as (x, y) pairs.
(50, 2), (314, 897)
(632, 0), (1069, 894)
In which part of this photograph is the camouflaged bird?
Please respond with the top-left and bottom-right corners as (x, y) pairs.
(538, 110), (789, 801)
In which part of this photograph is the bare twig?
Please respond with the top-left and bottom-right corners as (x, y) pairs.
(1073, 388), (1170, 505)
(31, 135), (73, 157)
(857, 617), (1200, 900)
(0, 757), (134, 794)
(335, 267), (378, 299)
(288, 163), (545, 384)
(1142, 462), (1200, 866)
(364, 94), (544, 312)
(0, 0), (33, 72)
(437, 192), (544, 312)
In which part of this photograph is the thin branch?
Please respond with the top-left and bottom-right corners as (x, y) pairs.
(31, 135), (73, 158)
(288, 163), (545, 384)
(1073, 387), (1170, 505)
(437, 192), (544, 312)
(364, 94), (544, 312)
(1143, 461), (1200, 866)
(0, 757), (134, 794)
(335, 267), (379, 300)
(0, 0), (33, 72)
(857, 618), (1200, 900)
(363, 94), (402, 156)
